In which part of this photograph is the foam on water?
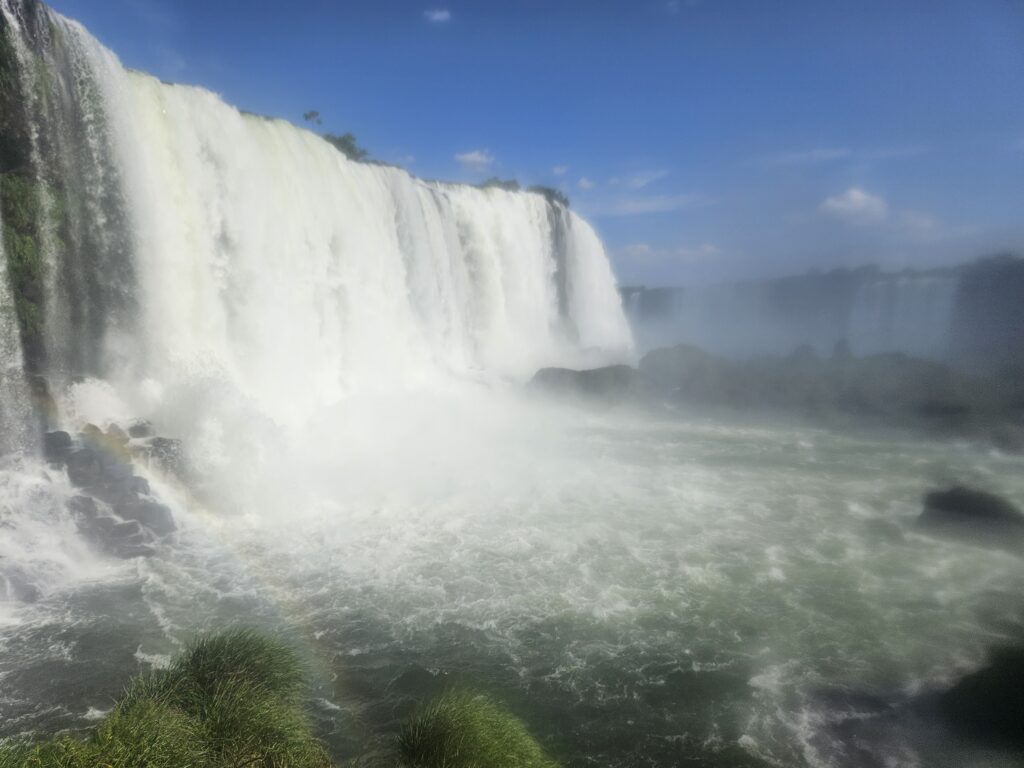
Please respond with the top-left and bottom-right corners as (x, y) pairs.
(2, 2), (1023, 765)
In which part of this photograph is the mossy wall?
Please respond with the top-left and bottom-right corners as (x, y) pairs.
(0, 12), (48, 373)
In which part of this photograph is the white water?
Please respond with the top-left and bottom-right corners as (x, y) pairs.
(2, 5), (1023, 768)
(65, 27), (631, 428)
(0, 0), (633, 664)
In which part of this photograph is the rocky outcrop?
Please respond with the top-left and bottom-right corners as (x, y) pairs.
(918, 486), (1024, 550)
(634, 343), (1024, 443)
(529, 364), (645, 401)
(45, 423), (179, 559)
(937, 647), (1024, 750)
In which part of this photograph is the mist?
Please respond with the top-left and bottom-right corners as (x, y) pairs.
(2, 2), (1023, 768)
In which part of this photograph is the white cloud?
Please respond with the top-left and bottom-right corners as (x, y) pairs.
(763, 146), (926, 166)
(577, 177), (595, 190)
(587, 193), (707, 217)
(552, 165), (568, 176)
(819, 187), (889, 223)
(424, 8), (451, 23)
(455, 149), (494, 172)
(767, 148), (852, 165)
(623, 169), (670, 190)
(619, 242), (720, 263)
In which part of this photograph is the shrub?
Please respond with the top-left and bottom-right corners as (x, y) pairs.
(480, 177), (521, 192)
(0, 630), (330, 768)
(527, 185), (570, 208)
(323, 132), (370, 162)
(398, 691), (559, 768)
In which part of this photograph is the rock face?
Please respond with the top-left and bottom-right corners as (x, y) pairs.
(937, 647), (1024, 750)
(529, 364), (643, 401)
(45, 423), (179, 559)
(918, 486), (1024, 549)
(634, 342), (1024, 442)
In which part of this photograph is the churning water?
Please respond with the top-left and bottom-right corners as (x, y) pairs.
(1, 2), (1022, 767)
(3, 392), (1023, 767)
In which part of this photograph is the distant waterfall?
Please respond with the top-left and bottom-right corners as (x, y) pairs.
(622, 268), (969, 360)
(0, 0), (632, 434)
(847, 274), (958, 358)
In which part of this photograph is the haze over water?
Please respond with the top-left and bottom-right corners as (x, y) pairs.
(1, 2), (1023, 767)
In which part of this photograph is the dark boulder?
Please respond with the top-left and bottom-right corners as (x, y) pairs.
(530, 364), (642, 401)
(105, 424), (129, 447)
(937, 647), (1024, 749)
(120, 499), (176, 536)
(919, 486), (1024, 548)
(127, 420), (154, 439)
(42, 431), (72, 465)
(65, 447), (104, 488)
(144, 436), (185, 477)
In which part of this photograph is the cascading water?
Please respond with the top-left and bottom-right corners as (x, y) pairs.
(847, 273), (958, 358)
(2, 3), (1022, 768)
(623, 269), (964, 359)
(0, 0), (630, 424)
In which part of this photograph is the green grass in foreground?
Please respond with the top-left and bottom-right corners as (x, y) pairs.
(397, 691), (559, 768)
(0, 631), (561, 768)
(0, 629), (330, 768)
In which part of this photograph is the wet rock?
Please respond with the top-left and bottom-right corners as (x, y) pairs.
(66, 447), (104, 488)
(42, 430), (72, 465)
(127, 420), (154, 439)
(105, 424), (129, 447)
(146, 436), (185, 477)
(115, 544), (158, 559)
(530, 364), (643, 401)
(68, 495), (100, 520)
(937, 647), (1024, 749)
(120, 499), (176, 536)
(919, 486), (1024, 549)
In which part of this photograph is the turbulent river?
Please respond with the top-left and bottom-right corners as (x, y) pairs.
(2, 394), (1023, 768)
(1, 1), (1023, 767)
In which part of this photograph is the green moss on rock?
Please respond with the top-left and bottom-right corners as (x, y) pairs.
(0, 172), (49, 365)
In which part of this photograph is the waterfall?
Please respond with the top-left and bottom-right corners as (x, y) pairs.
(847, 274), (958, 358)
(622, 269), (963, 360)
(0, 0), (632, 437)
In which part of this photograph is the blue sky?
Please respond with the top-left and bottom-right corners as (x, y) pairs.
(49, 0), (1024, 286)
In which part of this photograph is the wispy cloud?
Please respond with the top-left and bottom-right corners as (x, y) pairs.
(665, 0), (699, 14)
(588, 193), (708, 217)
(455, 149), (494, 172)
(122, 0), (178, 30)
(619, 242), (720, 263)
(819, 187), (889, 223)
(424, 8), (451, 23)
(552, 165), (568, 176)
(763, 146), (927, 166)
(615, 169), (671, 190)
(577, 177), (595, 190)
